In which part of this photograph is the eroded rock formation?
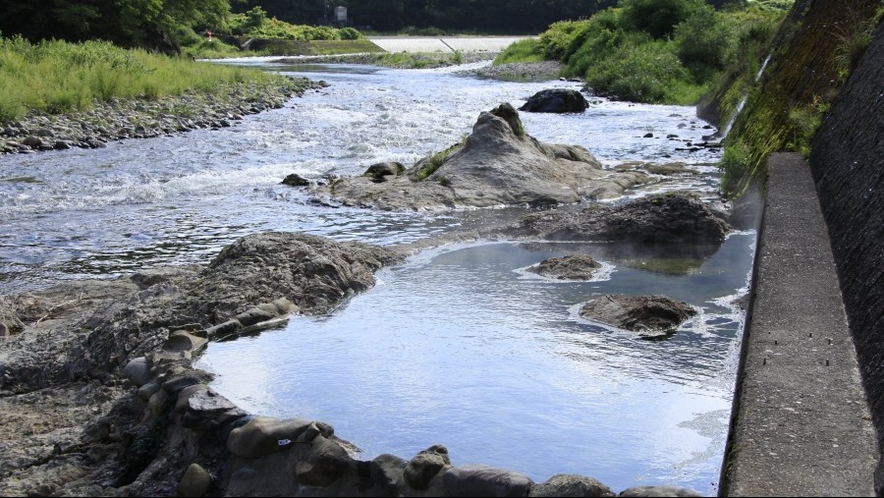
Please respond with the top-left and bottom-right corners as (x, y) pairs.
(302, 103), (649, 210)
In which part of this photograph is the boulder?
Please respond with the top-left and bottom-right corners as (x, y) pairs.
(363, 161), (405, 182)
(442, 464), (533, 497)
(179, 463), (212, 497)
(619, 485), (703, 497)
(404, 444), (451, 490)
(519, 88), (589, 113)
(579, 294), (697, 337)
(123, 357), (152, 387)
(506, 192), (731, 244)
(529, 474), (615, 497)
(309, 103), (649, 210)
(227, 416), (334, 459)
(281, 173), (310, 186)
(180, 387), (248, 430)
(529, 254), (602, 280)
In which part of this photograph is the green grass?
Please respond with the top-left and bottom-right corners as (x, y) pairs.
(0, 36), (293, 123)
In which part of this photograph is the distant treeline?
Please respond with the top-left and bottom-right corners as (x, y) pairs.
(0, 0), (747, 51)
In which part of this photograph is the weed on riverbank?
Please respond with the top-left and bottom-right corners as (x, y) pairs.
(0, 36), (292, 123)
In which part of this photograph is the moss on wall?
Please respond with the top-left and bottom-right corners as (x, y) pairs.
(717, 0), (884, 198)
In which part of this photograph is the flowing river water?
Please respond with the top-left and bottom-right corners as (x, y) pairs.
(0, 58), (754, 494)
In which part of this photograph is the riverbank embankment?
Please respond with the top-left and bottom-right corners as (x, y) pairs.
(722, 18), (884, 495)
(0, 77), (325, 155)
(722, 153), (878, 496)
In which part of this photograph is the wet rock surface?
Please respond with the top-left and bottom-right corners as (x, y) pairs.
(500, 191), (731, 244)
(528, 254), (602, 280)
(579, 294), (698, 338)
(519, 88), (589, 113)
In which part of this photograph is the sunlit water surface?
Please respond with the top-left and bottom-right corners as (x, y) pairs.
(1, 58), (750, 494)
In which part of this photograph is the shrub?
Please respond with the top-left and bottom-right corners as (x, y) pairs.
(584, 40), (704, 104)
(718, 139), (751, 197)
(339, 27), (362, 40)
(493, 38), (543, 64)
(538, 19), (592, 60)
(674, 5), (735, 74)
(619, 0), (707, 39)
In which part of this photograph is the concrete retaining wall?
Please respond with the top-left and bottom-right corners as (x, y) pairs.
(808, 19), (884, 493)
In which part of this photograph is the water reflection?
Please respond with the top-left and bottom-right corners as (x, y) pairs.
(197, 233), (754, 495)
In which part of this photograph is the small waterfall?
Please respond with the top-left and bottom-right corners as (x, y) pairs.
(720, 52), (774, 139)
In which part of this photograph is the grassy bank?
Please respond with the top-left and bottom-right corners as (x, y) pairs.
(0, 36), (295, 123)
(718, 0), (884, 197)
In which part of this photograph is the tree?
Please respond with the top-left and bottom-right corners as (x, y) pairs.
(619, 0), (707, 39)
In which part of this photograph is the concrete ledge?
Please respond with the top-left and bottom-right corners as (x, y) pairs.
(722, 152), (878, 496)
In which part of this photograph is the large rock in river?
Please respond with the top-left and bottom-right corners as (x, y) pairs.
(519, 88), (589, 113)
(503, 192), (731, 244)
(307, 103), (649, 210)
(580, 294), (697, 338)
(529, 254), (602, 280)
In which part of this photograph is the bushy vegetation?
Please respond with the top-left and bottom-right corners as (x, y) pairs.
(225, 7), (364, 40)
(717, 0), (884, 198)
(495, 0), (787, 105)
(0, 36), (288, 123)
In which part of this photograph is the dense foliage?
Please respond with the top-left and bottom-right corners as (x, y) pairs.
(495, 0), (788, 105)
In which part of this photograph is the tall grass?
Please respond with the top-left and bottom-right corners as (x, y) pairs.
(0, 36), (287, 122)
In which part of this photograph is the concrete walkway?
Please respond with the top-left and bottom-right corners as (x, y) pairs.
(722, 153), (879, 496)
(367, 36), (530, 53)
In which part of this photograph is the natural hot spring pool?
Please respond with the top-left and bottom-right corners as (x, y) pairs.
(195, 233), (756, 495)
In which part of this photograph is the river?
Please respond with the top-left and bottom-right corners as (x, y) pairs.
(0, 58), (752, 495)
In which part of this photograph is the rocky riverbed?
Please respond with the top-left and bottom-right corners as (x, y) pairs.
(1, 60), (723, 497)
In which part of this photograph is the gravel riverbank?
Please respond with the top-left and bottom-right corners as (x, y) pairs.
(0, 77), (327, 156)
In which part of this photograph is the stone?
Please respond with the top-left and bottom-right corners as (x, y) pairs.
(529, 254), (602, 280)
(506, 192), (730, 245)
(363, 162), (405, 182)
(619, 485), (703, 497)
(123, 357), (152, 387)
(179, 463), (212, 497)
(403, 444), (451, 490)
(369, 454), (407, 494)
(292, 437), (355, 487)
(308, 104), (650, 210)
(182, 388), (248, 430)
(579, 294), (697, 337)
(529, 474), (615, 497)
(226, 416), (333, 459)
(442, 464), (533, 497)
(281, 173), (310, 186)
(519, 88), (589, 113)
